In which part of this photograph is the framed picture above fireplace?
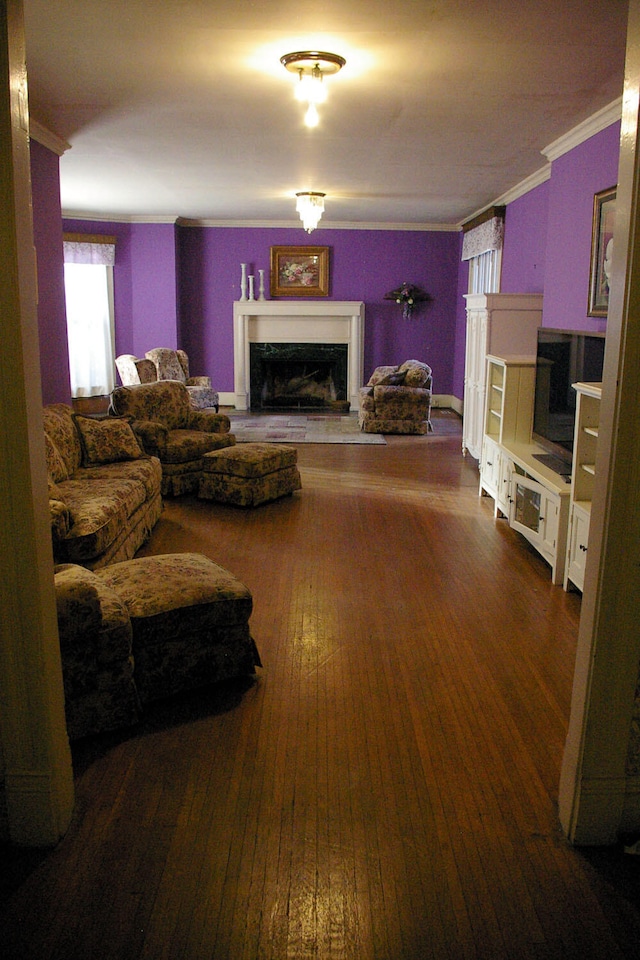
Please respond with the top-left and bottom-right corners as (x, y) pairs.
(270, 246), (329, 298)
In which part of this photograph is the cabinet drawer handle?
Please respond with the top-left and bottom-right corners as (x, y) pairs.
(580, 543), (588, 552)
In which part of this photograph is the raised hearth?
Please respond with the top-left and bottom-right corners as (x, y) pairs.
(233, 300), (365, 411)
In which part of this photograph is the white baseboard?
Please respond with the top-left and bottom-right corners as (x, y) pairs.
(220, 392), (464, 413)
(432, 394), (463, 415)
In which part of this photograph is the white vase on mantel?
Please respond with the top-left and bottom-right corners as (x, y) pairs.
(258, 269), (266, 300)
(240, 263), (248, 301)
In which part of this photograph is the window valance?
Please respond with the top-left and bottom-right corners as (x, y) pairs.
(461, 216), (504, 261)
(63, 234), (116, 266)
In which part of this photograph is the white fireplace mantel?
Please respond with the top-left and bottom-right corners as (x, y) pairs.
(233, 300), (365, 411)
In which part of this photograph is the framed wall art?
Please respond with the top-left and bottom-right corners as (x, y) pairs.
(270, 246), (329, 297)
(588, 186), (616, 317)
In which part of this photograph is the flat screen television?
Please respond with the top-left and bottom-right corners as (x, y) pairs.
(532, 327), (606, 478)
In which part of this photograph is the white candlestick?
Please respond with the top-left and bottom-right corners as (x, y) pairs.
(248, 274), (255, 301)
(258, 269), (266, 300)
(240, 263), (248, 301)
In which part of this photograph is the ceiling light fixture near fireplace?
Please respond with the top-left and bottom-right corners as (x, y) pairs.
(281, 50), (346, 128)
(296, 191), (326, 233)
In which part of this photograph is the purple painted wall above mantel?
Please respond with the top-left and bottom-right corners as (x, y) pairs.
(177, 226), (460, 397)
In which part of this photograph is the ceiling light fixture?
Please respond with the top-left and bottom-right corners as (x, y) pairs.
(281, 51), (345, 128)
(296, 191), (326, 233)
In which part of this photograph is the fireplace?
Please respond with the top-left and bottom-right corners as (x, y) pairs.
(233, 300), (365, 411)
(250, 342), (348, 410)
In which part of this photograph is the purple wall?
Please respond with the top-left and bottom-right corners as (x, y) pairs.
(30, 140), (70, 404)
(63, 219), (179, 361)
(501, 179), (550, 295)
(541, 122), (620, 333)
(130, 223), (178, 354)
(452, 234), (468, 401)
(35, 118), (621, 408)
(178, 227), (459, 395)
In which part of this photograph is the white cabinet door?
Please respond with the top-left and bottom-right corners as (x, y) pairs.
(509, 473), (563, 583)
(496, 454), (513, 518)
(480, 436), (501, 501)
(462, 309), (488, 459)
(564, 504), (590, 592)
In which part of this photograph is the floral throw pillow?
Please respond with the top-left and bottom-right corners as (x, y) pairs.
(368, 365), (403, 386)
(73, 415), (143, 466)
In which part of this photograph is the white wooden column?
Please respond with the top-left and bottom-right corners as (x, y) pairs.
(0, 0), (74, 845)
(559, 0), (640, 844)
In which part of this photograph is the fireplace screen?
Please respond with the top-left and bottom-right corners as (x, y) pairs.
(250, 342), (348, 410)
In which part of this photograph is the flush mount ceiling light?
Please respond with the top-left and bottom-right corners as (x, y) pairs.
(296, 191), (326, 233)
(281, 51), (345, 127)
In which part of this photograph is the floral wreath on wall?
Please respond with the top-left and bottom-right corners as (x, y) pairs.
(384, 282), (430, 320)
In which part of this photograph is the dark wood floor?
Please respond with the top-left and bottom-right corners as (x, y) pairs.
(2, 410), (640, 959)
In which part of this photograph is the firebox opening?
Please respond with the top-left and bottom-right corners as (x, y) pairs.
(250, 342), (348, 411)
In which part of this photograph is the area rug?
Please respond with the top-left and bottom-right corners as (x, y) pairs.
(227, 414), (387, 444)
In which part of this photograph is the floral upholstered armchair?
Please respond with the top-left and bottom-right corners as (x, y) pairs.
(115, 354), (157, 387)
(358, 359), (433, 435)
(145, 347), (219, 411)
(115, 347), (219, 411)
(109, 380), (234, 495)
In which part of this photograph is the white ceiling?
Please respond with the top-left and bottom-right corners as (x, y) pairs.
(23, 0), (629, 228)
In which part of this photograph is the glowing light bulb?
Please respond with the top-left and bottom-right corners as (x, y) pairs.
(304, 103), (320, 127)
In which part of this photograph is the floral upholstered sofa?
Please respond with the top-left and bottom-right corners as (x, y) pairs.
(44, 403), (163, 570)
(358, 359), (433, 435)
(109, 380), (235, 496)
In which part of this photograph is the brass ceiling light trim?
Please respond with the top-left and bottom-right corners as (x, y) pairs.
(280, 51), (346, 75)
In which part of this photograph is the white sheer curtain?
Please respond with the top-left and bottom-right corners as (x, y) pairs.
(63, 239), (116, 397)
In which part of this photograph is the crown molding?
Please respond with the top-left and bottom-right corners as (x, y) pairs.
(455, 164), (551, 229)
(493, 163), (552, 206)
(175, 217), (460, 232)
(62, 212), (460, 230)
(61, 211), (179, 223)
(542, 97), (622, 162)
(29, 119), (71, 156)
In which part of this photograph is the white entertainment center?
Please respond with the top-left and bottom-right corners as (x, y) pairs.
(478, 352), (601, 589)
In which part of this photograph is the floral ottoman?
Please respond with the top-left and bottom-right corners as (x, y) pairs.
(98, 552), (261, 706)
(198, 442), (302, 507)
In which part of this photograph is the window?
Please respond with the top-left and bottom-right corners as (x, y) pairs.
(467, 248), (502, 294)
(461, 209), (505, 294)
(63, 236), (116, 397)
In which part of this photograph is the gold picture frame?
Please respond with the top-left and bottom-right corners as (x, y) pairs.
(270, 246), (330, 297)
(588, 186), (616, 317)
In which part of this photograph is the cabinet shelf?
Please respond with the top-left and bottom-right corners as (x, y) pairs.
(564, 382), (602, 592)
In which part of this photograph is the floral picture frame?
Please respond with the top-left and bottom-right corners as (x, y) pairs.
(588, 186), (616, 317)
(270, 246), (329, 297)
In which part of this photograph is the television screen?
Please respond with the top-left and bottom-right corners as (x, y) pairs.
(532, 328), (605, 473)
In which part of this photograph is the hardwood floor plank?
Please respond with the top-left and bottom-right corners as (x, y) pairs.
(2, 414), (640, 959)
